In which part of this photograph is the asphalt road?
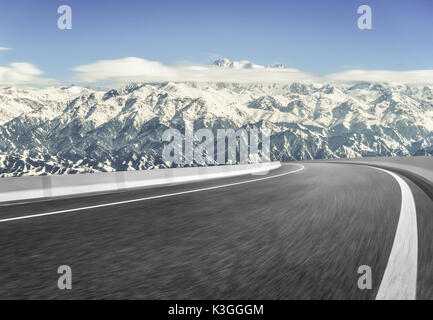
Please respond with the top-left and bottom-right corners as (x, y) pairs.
(0, 162), (432, 299)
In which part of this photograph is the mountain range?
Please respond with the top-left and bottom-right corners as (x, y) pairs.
(0, 60), (432, 177)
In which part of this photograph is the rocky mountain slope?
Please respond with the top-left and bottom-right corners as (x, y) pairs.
(0, 79), (432, 177)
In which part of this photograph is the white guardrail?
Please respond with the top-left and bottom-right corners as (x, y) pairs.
(0, 162), (281, 203)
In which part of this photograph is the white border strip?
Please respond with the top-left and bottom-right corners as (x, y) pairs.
(374, 167), (418, 300)
(0, 164), (304, 224)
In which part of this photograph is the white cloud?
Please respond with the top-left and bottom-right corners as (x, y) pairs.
(325, 69), (433, 84)
(2, 57), (430, 86)
(0, 47), (12, 51)
(72, 57), (433, 85)
(72, 57), (314, 83)
(0, 62), (57, 85)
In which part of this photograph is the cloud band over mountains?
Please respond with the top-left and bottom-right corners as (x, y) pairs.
(2, 57), (433, 86)
(72, 57), (433, 85)
(72, 57), (314, 84)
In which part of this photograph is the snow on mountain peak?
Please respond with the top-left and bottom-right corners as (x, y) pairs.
(0, 81), (432, 177)
(212, 58), (288, 70)
(213, 58), (264, 69)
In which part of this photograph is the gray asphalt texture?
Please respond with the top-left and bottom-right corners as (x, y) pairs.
(0, 162), (432, 299)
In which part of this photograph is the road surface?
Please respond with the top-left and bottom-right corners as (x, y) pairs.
(0, 162), (432, 299)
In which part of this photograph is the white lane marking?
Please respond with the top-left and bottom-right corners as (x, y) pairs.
(373, 167), (418, 300)
(0, 164), (304, 224)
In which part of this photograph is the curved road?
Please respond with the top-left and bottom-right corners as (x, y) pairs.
(0, 162), (432, 299)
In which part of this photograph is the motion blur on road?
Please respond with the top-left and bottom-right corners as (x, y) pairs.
(0, 158), (432, 299)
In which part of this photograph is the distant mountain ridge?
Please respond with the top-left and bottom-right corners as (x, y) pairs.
(0, 79), (432, 177)
(212, 58), (286, 69)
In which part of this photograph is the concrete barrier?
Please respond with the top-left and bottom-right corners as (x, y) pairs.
(345, 160), (433, 184)
(50, 172), (119, 198)
(0, 162), (281, 203)
(0, 176), (46, 202)
(320, 156), (433, 184)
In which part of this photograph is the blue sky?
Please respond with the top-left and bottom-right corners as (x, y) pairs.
(0, 0), (432, 85)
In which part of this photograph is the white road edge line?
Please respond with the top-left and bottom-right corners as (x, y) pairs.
(373, 167), (418, 300)
(0, 164), (304, 224)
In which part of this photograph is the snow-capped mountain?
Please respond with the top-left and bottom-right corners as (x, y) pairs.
(0, 77), (433, 177)
(213, 58), (286, 70)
